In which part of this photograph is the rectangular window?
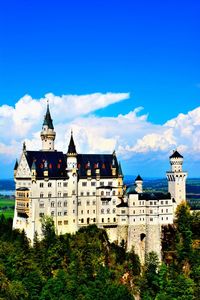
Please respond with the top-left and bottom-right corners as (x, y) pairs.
(39, 213), (44, 217)
(165, 201), (168, 204)
(63, 182), (68, 187)
(58, 212), (62, 216)
(108, 181), (112, 186)
(48, 182), (52, 187)
(150, 218), (153, 221)
(64, 211), (67, 216)
(63, 193), (68, 197)
(40, 183), (44, 188)
(102, 218), (104, 223)
(121, 210), (125, 214)
(58, 221), (62, 225)
(100, 182), (104, 186)
(39, 203), (44, 208)
(82, 182), (87, 186)
(91, 182), (96, 186)
(93, 210), (95, 214)
(64, 220), (68, 225)
(72, 190), (76, 195)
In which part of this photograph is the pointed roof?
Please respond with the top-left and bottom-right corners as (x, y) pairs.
(14, 159), (18, 170)
(43, 103), (54, 130)
(67, 131), (77, 154)
(170, 150), (183, 159)
(118, 162), (123, 177)
(31, 160), (36, 170)
(135, 174), (143, 182)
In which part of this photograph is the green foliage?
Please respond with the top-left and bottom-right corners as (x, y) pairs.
(0, 204), (199, 300)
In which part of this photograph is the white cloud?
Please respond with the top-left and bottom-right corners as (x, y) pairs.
(1, 91), (200, 177)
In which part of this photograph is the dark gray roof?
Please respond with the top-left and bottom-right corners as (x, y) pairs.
(77, 154), (120, 178)
(14, 159), (18, 170)
(118, 162), (123, 177)
(43, 104), (54, 129)
(138, 192), (171, 200)
(135, 174), (143, 181)
(16, 187), (29, 191)
(68, 132), (77, 154)
(170, 150), (183, 159)
(117, 201), (128, 207)
(24, 151), (67, 179)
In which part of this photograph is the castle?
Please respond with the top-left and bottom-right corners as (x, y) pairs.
(13, 104), (187, 262)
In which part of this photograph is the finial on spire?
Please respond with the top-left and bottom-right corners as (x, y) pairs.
(23, 141), (26, 152)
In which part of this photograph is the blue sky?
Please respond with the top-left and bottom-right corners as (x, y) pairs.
(0, 0), (200, 179)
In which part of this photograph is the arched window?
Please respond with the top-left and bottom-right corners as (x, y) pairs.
(58, 201), (62, 207)
(40, 193), (44, 198)
(51, 202), (55, 208)
(107, 208), (110, 214)
(64, 201), (67, 207)
(101, 209), (104, 214)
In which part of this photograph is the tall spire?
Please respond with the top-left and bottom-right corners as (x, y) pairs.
(67, 130), (77, 155)
(40, 101), (56, 151)
(118, 161), (123, 177)
(43, 101), (54, 129)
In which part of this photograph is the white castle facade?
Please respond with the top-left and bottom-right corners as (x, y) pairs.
(13, 104), (187, 262)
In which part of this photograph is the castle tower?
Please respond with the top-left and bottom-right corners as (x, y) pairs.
(67, 130), (77, 170)
(135, 175), (143, 193)
(66, 131), (78, 232)
(166, 150), (187, 206)
(40, 102), (56, 151)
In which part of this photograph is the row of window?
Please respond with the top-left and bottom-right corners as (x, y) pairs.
(82, 181), (113, 187)
(101, 208), (116, 214)
(39, 182), (68, 188)
(133, 200), (170, 206)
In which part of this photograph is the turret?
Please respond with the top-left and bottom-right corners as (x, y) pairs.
(169, 150), (183, 172)
(135, 175), (143, 193)
(111, 151), (117, 176)
(31, 160), (37, 182)
(40, 102), (56, 151)
(166, 150), (187, 207)
(14, 159), (18, 178)
(67, 130), (77, 170)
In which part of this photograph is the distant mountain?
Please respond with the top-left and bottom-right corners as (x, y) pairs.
(0, 177), (200, 195)
(0, 180), (15, 191)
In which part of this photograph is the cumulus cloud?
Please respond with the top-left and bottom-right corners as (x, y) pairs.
(1, 91), (200, 176)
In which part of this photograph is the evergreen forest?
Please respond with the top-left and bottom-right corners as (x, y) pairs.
(0, 203), (199, 300)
